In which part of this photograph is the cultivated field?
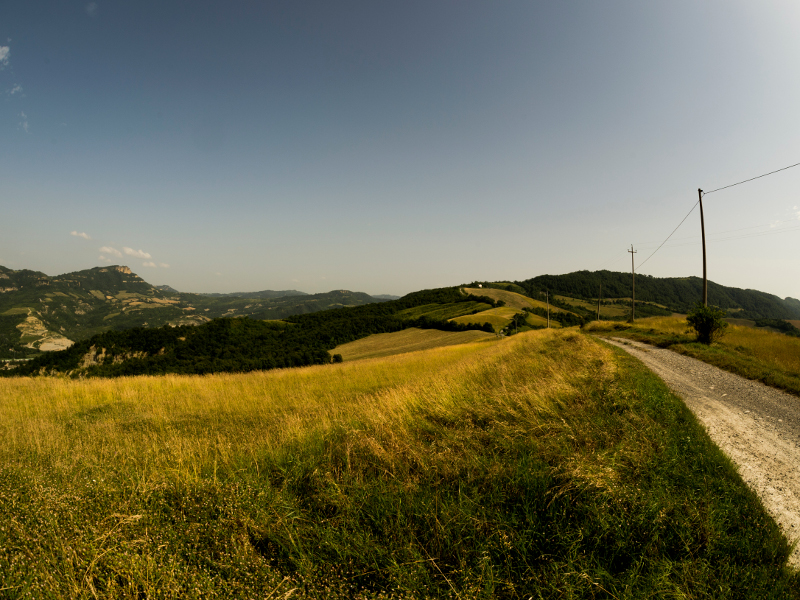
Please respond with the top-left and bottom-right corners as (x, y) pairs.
(332, 327), (497, 360)
(0, 329), (797, 598)
(462, 288), (577, 315)
(553, 295), (630, 318)
(449, 306), (519, 330)
(396, 301), (491, 321)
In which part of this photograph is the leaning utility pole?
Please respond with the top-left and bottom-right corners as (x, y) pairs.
(596, 282), (602, 321)
(698, 188), (708, 306)
(628, 245), (637, 322)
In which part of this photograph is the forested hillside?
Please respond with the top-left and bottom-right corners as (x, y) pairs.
(0, 265), (389, 358)
(516, 271), (800, 320)
(5, 287), (498, 377)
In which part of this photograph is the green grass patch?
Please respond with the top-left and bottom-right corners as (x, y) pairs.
(0, 331), (796, 597)
(333, 327), (497, 360)
(1, 307), (30, 316)
(397, 301), (491, 321)
(586, 317), (800, 397)
(449, 306), (518, 329)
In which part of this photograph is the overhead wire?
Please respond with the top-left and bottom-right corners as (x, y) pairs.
(634, 159), (800, 271)
(636, 201), (699, 270)
(703, 161), (800, 195)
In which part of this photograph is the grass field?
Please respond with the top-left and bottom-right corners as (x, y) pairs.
(586, 316), (800, 396)
(332, 327), (497, 360)
(449, 306), (519, 330)
(462, 288), (577, 316)
(554, 295), (630, 318)
(0, 329), (797, 598)
(396, 301), (492, 321)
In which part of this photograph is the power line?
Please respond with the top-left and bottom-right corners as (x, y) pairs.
(636, 200), (699, 271)
(632, 217), (800, 250)
(635, 159), (800, 271)
(703, 161), (800, 195)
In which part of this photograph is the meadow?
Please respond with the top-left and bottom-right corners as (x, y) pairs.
(0, 329), (797, 598)
(449, 307), (519, 330)
(462, 288), (575, 315)
(585, 316), (800, 396)
(333, 328), (497, 361)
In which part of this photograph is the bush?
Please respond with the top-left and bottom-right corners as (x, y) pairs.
(686, 302), (728, 344)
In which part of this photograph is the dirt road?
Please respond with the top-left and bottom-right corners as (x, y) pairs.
(604, 337), (800, 568)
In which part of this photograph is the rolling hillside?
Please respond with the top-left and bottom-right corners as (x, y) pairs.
(517, 270), (800, 320)
(0, 265), (388, 359)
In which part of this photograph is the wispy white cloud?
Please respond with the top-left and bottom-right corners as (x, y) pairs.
(98, 255), (112, 262)
(159, 263), (170, 268)
(99, 246), (122, 258)
(142, 261), (157, 268)
(0, 46), (9, 69)
(18, 111), (28, 133)
(85, 2), (98, 17)
(123, 247), (151, 259)
(70, 230), (91, 240)
(9, 84), (22, 96)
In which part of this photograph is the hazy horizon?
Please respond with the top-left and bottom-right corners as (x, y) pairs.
(3, 1), (800, 298)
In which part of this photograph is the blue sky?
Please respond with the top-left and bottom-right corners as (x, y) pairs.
(2, 1), (800, 298)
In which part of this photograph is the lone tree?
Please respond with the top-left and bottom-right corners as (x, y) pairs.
(686, 302), (728, 344)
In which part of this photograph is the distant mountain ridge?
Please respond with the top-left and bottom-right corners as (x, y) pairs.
(198, 289), (307, 299)
(0, 264), (387, 358)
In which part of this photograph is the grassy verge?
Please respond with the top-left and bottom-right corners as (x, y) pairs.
(0, 330), (797, 598)
(585, 317), (800, 397)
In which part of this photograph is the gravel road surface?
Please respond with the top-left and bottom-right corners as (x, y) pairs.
(604, 337), (800, 568)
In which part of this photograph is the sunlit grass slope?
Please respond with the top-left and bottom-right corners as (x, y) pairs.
(0, 330), (797, 598)
(587, 315), (800, 396)
(462, 287), (577, 315)
(332, 327), (496, 361)
(449, 306), (519, 329)
(396, 301), (491, 321)
(554, 295), (630, 318)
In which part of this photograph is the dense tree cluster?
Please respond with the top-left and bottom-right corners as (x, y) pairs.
(5, 287), (496, 378)
(516, 271), (800, 320)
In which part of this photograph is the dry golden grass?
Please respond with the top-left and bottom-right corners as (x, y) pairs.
(463, 287), (576, 315)
(449, 306), (519, 329)
(586, 315), (800, 387)
(2, 328), (798, 597)
(332, 327), (496, 361)
(555, 295), (630, 318)
(524, 312), (561, 328)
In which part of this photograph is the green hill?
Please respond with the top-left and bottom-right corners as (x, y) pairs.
(0, 265), (389, 359)
(514, 271), (800, 321)
(3, 286), (497, 377)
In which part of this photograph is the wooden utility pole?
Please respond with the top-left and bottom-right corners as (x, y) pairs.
(699, 188), (708, 306)
(628, 245), (637, 322)
(546, 290), (550, 328)
(597, 282), (602, 321)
